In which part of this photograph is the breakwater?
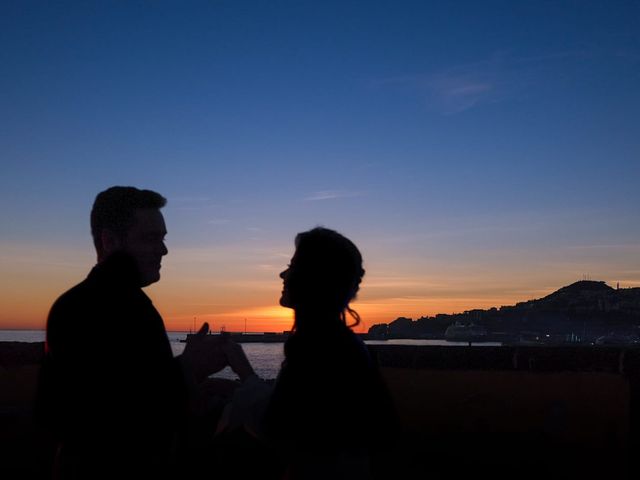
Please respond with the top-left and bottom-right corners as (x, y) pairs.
(180, 331), (375, 343)
(181, 332), (291, 343)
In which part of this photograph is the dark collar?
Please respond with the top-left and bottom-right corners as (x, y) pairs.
(87, 252), (142, 289)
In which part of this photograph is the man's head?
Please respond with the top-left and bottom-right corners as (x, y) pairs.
(91, 186), (168, 286)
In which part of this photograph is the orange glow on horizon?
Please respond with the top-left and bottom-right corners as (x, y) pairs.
(3, 244), (640, 333)
(3, 287), (639, 333)
(4, 277), (636, 333)
(162, 297), (523, 334)
(164, 305), (295, 333)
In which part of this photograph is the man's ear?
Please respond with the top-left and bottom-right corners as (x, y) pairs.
(101, 229), (122, 256)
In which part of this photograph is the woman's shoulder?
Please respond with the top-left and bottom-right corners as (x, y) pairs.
(282, 326), (369, 369)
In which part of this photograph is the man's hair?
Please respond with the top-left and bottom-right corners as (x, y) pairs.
(90, 186), (167, 256)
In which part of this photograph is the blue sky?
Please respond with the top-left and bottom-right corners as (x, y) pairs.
(1, 1), (639, 330)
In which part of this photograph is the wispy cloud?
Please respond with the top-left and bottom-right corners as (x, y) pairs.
(422, 75), (495, 114)
(374, 58), (503, 114)
(373, 50), (590, 114)
(304, 190), (363, 201)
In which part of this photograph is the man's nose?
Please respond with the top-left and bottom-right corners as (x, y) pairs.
(161, 242), (168, 256)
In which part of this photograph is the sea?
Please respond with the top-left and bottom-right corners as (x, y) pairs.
(0, 330), (500, 380)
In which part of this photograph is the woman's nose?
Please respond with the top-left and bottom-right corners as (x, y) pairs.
(280, 268), (288, 280)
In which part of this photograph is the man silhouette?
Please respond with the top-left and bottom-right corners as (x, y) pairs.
(37, 186), (226, 479)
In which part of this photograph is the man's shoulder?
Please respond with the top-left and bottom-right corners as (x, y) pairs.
(47, 277), (93, 331)
(50, 277), (95, 313)
(48, 268), (151, 332)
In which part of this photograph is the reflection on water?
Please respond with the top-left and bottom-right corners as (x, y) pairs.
(0, 330), (46, 342)
(0, 331), (516, 381)
(0, 330), (286, 380)
(169, 333), (285, 380)
(169, 336), (503, 380)
(5, 329), (640, 380)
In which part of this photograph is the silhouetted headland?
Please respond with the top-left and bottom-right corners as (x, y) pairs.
(369, 280), (640, 345)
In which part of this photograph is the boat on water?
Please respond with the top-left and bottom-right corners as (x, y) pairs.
(444, 321), (489, 342)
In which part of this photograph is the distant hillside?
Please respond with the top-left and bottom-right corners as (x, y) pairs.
(369, 281), (640, 340)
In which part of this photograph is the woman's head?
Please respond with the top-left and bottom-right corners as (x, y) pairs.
(280, 227), (365, 327)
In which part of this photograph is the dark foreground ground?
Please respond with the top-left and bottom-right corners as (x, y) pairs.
(1, 341), (637, 479)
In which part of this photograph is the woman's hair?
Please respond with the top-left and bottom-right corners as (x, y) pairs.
(290, 227), (365, 329)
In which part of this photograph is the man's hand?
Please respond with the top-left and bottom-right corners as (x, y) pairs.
(180, 322), (229, 383)
(221, 341), (255, 382)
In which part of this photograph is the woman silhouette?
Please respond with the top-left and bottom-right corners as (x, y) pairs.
(262, 227), (398, 479)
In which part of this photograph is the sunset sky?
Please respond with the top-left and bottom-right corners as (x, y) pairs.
(1, 1), (639, 332)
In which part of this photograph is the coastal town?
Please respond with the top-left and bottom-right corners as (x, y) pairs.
(367, 280), (640, 346)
